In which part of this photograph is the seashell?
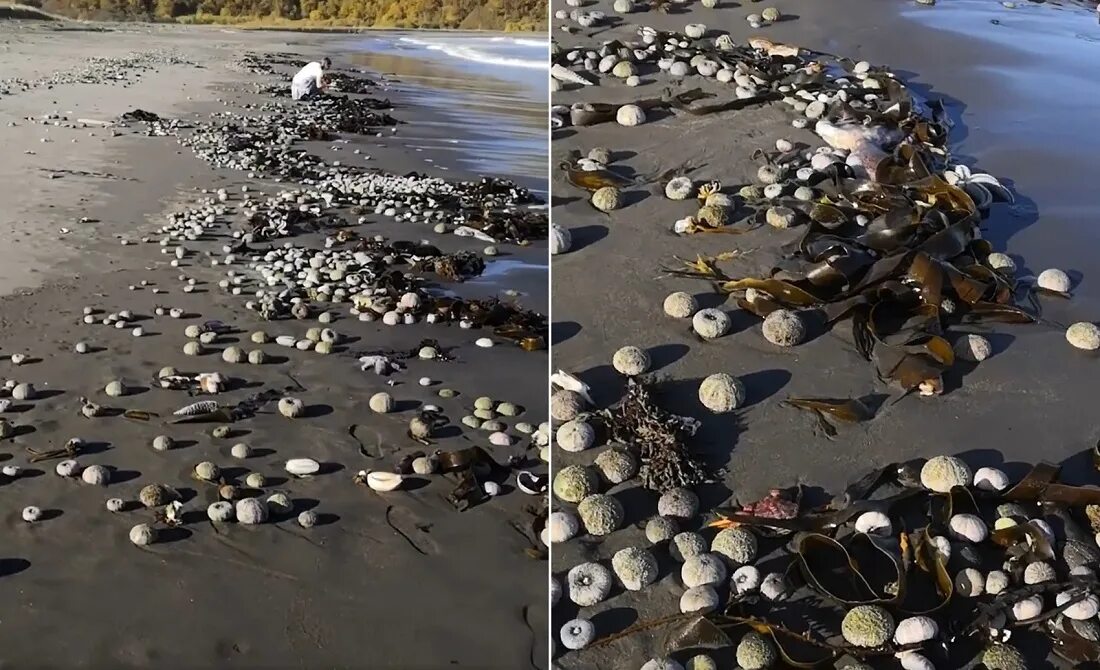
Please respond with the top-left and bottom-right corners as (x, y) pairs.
(732, 565), (761, 594)
(409, 416), (433, 440)
(974, 467), (1009, 491)
(130, 523), (158, 546)
(665, 176), (694, 200)
(236, 498), (269, 524)
(174, 400), (218, 416)
(475, 337), (494, 348)
(692, 308), (730, 339)
(221, 346), (246, 364)
(696, 61), (719, 77)
(1012, 595), (1043, 620)
(208, 501), (234, 522)
(12, 383), (35, 401)
(854, 511), (893, 536)
(516, 471), (546, 495)
(275, 335), (297, 347)
(684, 23), (706, 38)
(369, 392), (395, 413)
(365, 471), (405, 492)
(267, 493), (293, 514)
(896, 652), (935, 670)
(0, 418), (13, 439)
(550, 224), (572, 255)
(760, 572), (790, 601)
(194, 461), (220, 482)
(1037, 268), (1071, 293)
(616, 105), (646, 127)
(278, 397), (305, 418)
(81, 464), (110, 486)
(893, 616), (939, 645)
(298, 510), (318, 528)
(106, 498), (125, 512)
(550, 64), (594, 86)
(1067, 322), (1100, 351)
(22, 506), (42, 522)
(1024, 562), (1056, 585)
(139, 483), (176, 508)
(183, 341), (204, 356)
(948, 514), (988, 543)
(1057, 591), (1100, 620)
(286, 458), (321, 477)
(55, 459), (81, 477)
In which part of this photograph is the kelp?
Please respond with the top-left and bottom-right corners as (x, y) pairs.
(561, 161), (634, 191)
(719, 277), (822, 306)
(660, 253), (739, 281)
(782, 397), (875, 437)
(597, 451), (1100, 664)
(651, 81), (1035, 400)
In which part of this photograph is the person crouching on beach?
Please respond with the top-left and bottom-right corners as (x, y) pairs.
(291, 57), (331, 101)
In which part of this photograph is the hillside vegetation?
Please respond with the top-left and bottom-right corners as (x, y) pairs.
(19, 0), (546, 30)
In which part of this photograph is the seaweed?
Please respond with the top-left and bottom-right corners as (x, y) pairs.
(598, 377), (709, 492)
(592, 452), (1100, 665)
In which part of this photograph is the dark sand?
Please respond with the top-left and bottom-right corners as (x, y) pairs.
(550, 0), (1100, 668)
(0, 20), (547, 669)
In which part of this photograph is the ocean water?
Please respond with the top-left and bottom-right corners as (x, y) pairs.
(345, 32), (547, 197)
(898, 0), (1100, 308)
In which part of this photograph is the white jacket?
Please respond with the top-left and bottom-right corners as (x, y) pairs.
(292, 61), (325, 90)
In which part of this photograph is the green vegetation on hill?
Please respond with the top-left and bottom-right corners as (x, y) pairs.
(22, 0), (546, 30)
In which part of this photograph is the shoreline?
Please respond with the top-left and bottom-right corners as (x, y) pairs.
(0, 22), (549, 668)
(549, 0), (1099, 668)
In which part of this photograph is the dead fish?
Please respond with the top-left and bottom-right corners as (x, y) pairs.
(173, 400), (219, 416)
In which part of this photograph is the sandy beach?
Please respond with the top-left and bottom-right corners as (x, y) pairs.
(549, 0), (1100, 668)
(0, 16), (548, 669)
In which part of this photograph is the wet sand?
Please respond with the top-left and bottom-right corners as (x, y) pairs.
(550, 0), (1100, 668)
(1, 19), (547, 669)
